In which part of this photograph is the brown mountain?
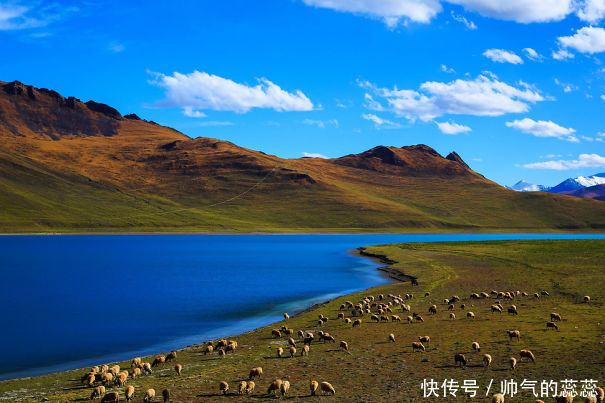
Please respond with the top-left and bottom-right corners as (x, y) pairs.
(1, 80), (604, 233)
(561, 184), (605, 201)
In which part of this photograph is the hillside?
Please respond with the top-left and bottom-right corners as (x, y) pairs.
(1, 80), (605, 233)
(562, 184), (605, 201)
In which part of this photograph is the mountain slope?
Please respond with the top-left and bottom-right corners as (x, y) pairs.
(561, 184), (605, 201)
(507, 180), (550, 192)
(1, 80), (605, 233)
(549, 173), (605, 193)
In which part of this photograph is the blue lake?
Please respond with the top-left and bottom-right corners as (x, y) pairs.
(0, 233), (603, 380)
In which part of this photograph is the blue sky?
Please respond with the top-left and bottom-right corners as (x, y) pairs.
(1, 0), (605, 187)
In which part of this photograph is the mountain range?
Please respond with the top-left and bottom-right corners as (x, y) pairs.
(508, 173), (605, 200)
(1, 80), (604, 233)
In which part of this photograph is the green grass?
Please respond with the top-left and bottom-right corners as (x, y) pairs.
(1, 239), (603, 401)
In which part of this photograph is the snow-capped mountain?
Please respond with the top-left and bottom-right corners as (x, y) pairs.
(507, 180), (550, 192)
(549, 173), (605, 193)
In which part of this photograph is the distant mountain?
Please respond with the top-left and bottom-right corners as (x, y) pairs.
(560, 184), (605, 201)
(508, 180), (550, 192)
(1, 79), (604, 232)
(549, 173), (605, 193)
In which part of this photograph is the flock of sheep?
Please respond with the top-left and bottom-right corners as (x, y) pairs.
(77, 282), (599, 401)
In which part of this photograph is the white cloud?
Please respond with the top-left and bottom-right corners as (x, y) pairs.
(601, 94), (605, 100)
(523, 154), (605, 170)
(506, 118), (578, 142)
(450, 11), (477, 29)
(302, 119), (339, 128)
(558, 26), (605, 54)
(301, 0), (442, 25)
(483, 49), (524, 64)
(150, 70), (314, 115)
(577, 0), (605, 23)
(362, 113), (402, 129)
(523, 47), (542, 61)
(183, 107), (207, 118)
(196, 121), (235, 127)
(361, 74), (545, 122)
(302, 152), (329, 158)
(581, 135), (595, 141)
(552, 48), (575, 60)
(554, 78), (578, 92)
(0, 3), (76, 30)
(435, 121), (472, 134)
(108, 42), (125, 53)
(441, 64), (455, 73)
(447, 0), (574, 23)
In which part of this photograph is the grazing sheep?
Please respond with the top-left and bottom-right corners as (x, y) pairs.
(467, 312), (475, 319)
(238, 381), (247, 395)
(407, 316), (414, 324)
(165, 351), (177, 362)
(215, 339), (228, 348)
(162, 389), (170, 403)
(218, 349), (226, 358)
(297, 330), (304, 338)
(91, 366), (99, 374)
(90, 385), (106, 400)
(534, 293), (540, 299)
(142, 363), (152, 374)
(507, 305), (518, 315)
(301, 344), (310, 356)
(310, 380), (319, 396)
(246, 381), (255, 394)
(391, 315), (401, 322)
(125, 385), (134, 401)
(551, 313), (562, 322)
(450, 313), (456, 320)
(337, 312), (345, 319)
(546, 321), (559, 331)
(267, 379), (282, 396)
(280, 380), (290, 396)
(131, 368), (141, 379)
(130, 358), (141, 370)
(470, 293), (480, 300)
(520, 349), (535, 363)
(100, 373), (113, 386)
(100, 392), (119, 402)
(460, 303), (466, 310)
(109, 365), (120, 377)
(322, 334), (336, 343)
(320, 382), (336, 395)
(472, 342), (481, 352)
(491, 305), (503, 314)
(596, 387), (604, 402)
(85, 373), (96, 388)
(100, 364), (108, 374)
(507, 330), (521, 342)
(277, 347), (284, 358)
(344, 318), (351, 324)
(483, 354), (492, 367)
(174, 364), (182, 376)
(541, 291), (550, 296)
(418, 336), (430, 347)
(509, 357), (517, 370)
(492, 393), (505, 403)
(272, 329), (281, 338)
(415, 315), (425, 322)
(448, 304), (455, 311)
(412, 342), (426, 352)
(340, 341), (349, 352)
(585, 396), (597, 403)
(425, 292), (430, 296)
(284, 313), (290, 320)
(389, 333), (396, 342)
(429, 305), (437, 314)
(454, 353), (467, 368)
(352, 319), (362, 328)
(219, 381), (229, 395)
(151, 356), (165, 367)
(555, 395), (573, 403)
(290, 346), (296, 357)
(115, 371), (128, 387)
(204, 344), (214, 355)
(143, 389), (155, 403)
(584, 296), (591, 303)
(402, 304), (411, 312)
(249, 367), (263, 380)
(380, 315), (389, 322)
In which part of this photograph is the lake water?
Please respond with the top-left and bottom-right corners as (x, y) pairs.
(0, 233), (603, 380)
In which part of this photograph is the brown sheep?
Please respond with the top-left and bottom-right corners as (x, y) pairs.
(483, 354), (492, 367)
(352, 319), (362, 327)
(143, 389), (155, 403)
(218, 349), (226, 358)
(546, 321), (559, 331)
(174, 364), (182, 376)
(100, 364), (109, 374)
(131, 367), (141, 379)
(520, 349), (535, 363)
(467, 312), (475, 319)
(219, 381), (229, 395)
(238, 381), (247, 395)
(90, 385), (106, 400)
(109, 365), (120, 376)
(450, 313), (456, 320)
(301, 344), (310, 356)
(100, 392), (119, 402)
(389, 333), (396, 342)
(391, 315), (401, 322)
(162, 389), (170, 403)
(277, 347), (284, 358)
(204, 344), (214, 355)
(412, 342), (426, 352)
(249, 367), (263, 380)
(215, 339), (228, 348)
(130, 358), (141, 370)
(320, 382), (336, 395)
(280, 380), (290, 397)
(454, 353), (467, 368)
(509, 357), (517, 370)
(407, 315), (414, 323)
(507, 330), (521, 342)
(310, 380), (319, 396)
(290, 346), (296, 357)
(555, 395), (573, 403)
(100, 372), (113, 386)
(125, 385), (134, 401)
(551, 313), (562, 321)
(596, 387), (604, 402)
(151, 356), (165, 367)
(142, 362), (152, 374)
(418, 335), (430, 347)
(283, 313), (290, 320)
(491, 305), (503, 313)
(415, 315), (425, 322)
(267, 379), (282, 395)
(429, 305), (437, 314)
(166, 351), (177, 362)
(271, 329), (281, 338)
(492, 393), (505, 403)
(246, 381), (255, 394)
(85, 373), (96, 388)
(115, 371), (128, 387)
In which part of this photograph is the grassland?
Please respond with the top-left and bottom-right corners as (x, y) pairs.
(1, 239), (603, 402)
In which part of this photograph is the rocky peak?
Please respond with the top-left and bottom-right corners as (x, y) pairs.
(445, 152), (469, 169)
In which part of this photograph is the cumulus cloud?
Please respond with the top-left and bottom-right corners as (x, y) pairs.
(435, 121), (472, 134)
(360, 74), (544, 122)
(506, 118), (578, 142)
(450, 11), (477, 29)
(523, 47), (542, 61)
(362, 113), (402, 129)
(301, 0), (442, 25)
(523, 154), (605, 170)
(447, 0), (574, 23)
(552, 48), (575, 60)
(149, 70), (314, 115)
(302, 119), (339, 128)
(558, 26), (605, 54)
(302, 152), (329, 158)
(483, 49), (524, 64)
(577, 0), (605, 23)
